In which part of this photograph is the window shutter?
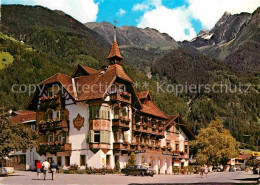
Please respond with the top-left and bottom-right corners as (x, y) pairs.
(64, 109), (69, 120)
(88, 130), (94, 143)
(100, 130), (105, 143)
(89, 106), (92, 119)
(107, 131), (110, 144)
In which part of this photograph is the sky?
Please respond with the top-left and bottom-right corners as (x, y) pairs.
(2, 0), (260, 41)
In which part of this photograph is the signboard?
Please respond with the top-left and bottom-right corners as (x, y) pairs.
(135, 150), (146, 154)
(73, 114), (84, 131)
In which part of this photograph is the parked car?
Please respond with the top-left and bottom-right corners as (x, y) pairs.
(0, 168), (7, 177)
(121, 165), (155, 177)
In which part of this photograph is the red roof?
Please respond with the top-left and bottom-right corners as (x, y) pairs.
(38, 64), (133, 101)
(138, 91), (152, 100)
(71, 64), (99, 77)
(140, 100), (168, 119)
(39, 73), (76, 99)
(238, 154), (251, 160)
(9, 110), (36, 124)
(107, 40), (123, 60)
(166, 115), (196, 140)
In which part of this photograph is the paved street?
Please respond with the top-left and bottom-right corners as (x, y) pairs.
(0, 170), (259, 185)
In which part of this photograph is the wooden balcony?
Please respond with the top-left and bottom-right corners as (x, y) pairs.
(39, 120), (68, 132)
(109, 92), (131, 104)
(132, 125), (164, 137)
(113, 142), (133, 151)
(38, 143), (71, 155)
(89, 143), (110, 150)
(112, 119), (130, 130)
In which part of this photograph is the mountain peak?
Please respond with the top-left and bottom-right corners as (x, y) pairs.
(85, 22), (180, 49)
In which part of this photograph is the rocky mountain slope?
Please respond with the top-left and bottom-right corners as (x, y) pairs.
(85, 21), (179, 50)
(181, 8), (260, 72)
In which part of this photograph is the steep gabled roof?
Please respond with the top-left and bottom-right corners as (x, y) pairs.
(71, 64), (99, 77)
(39, 73), (76, 99)
(9, 110), (36, 124)
(140, 100), (168, 119)
(75, 64), (133, 101)
(166, 115), (196, 140)
(138, 91), (152, 100)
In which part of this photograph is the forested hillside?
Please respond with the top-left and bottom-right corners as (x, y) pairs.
(0, 5), (259, 149)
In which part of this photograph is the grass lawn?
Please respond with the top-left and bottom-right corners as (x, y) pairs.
(239, 149), (256, 154)
(0, 52), (14, 69)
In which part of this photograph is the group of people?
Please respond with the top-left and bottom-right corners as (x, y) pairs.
(200, 165), (209, 178)
(36, 159), (57, 180)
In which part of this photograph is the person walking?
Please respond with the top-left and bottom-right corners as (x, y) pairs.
(204, 165), (208, 178)
(36, 160), (42, 180)
(200, 165), (205, 178)
(50, 160), (57, 181)
(42, 159), (50, 180)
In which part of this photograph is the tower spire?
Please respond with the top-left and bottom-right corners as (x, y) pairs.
(113, 26), (116, 42)
(107, 26), (123, 64)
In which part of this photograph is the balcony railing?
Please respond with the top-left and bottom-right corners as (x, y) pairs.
(113, 142), (134, 151)
(132, 125), (164, 137)
(114, 143), (187, 157)
(38, 143), (71, 155)
(110, 92), (131, 104)
(39, 120), (68, 131)
(112, 119), (130, 130)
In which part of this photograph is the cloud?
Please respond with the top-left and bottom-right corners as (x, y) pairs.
(3, 0), (99, 23)
(136, 1), (196, 41)
(188, 0), (260, 29)
(133, 3), (149, 11)
(116, 8), (126, 17)
(133, 0), (161, 11)
(135, 0), (260, 41)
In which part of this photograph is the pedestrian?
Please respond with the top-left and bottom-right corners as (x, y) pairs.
(200, 165), (204, 178)
(42, 159), (50, 180)
(36, 160), (42, 180)
(204, 165), (208, 178)
(50, 160), (57, 181)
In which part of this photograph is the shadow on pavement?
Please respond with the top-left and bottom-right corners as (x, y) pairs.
(233, 177), (259, 182)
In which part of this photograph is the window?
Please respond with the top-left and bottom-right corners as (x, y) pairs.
(46, 110), (53, 120)
(56, 111), (60, 120)
(94, 131), (100, 143)
(185, 145), (189, 153)
(89, 105), (110, 119)
(121, 107), (128, 118)
(30, 124), (36, 131)
(58, 134), (66, 144)
(151, 140), (155, 146)
(57, 156), (62, 167)
(88, 130), (110, 144)
(176, 143), (179, 151)
(167, 142), (170, 147)
(65, 156), (70, 166)
(114, 106), (119, 119)
(106, 155), (110, 166)
(80, 155), (86, 166)
(48, 134), (54, 142)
